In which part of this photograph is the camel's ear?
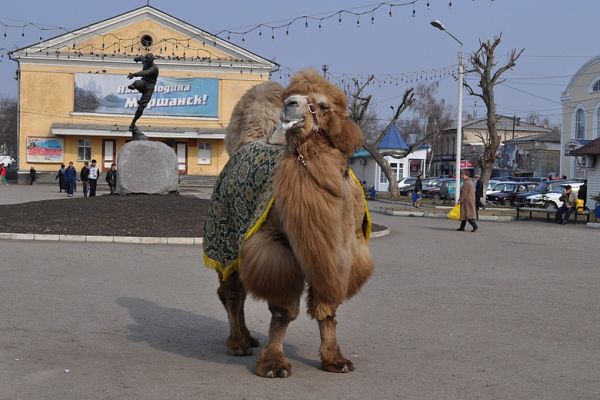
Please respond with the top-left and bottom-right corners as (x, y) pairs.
(335, 118), (364, 156)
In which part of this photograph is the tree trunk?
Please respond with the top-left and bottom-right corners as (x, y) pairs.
(364, 143), (400, 198)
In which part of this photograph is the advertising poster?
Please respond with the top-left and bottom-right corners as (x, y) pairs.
(74, 73), (218, 117)
(26, 137), (64, 163)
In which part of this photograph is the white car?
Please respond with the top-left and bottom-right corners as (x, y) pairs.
(397, 177), (417, 189)
(525, 183), (583, 209)
(486, 181), (516, 196)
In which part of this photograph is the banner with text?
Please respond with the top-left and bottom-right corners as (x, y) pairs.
(26, 137), (64, 163)
(74, 74), (218, 117)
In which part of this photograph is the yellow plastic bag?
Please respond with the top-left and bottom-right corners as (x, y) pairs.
(576, 198), (584, 211)
(447, 203), (461, 220)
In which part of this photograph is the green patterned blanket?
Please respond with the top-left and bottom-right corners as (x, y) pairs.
(203, 141), (285, 280)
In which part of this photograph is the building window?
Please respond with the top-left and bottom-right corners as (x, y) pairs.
(78, 139), (91, 161)
(197, 143), (212, 164)
(140, 34), (153, 48)
(398, 163), (404, 178)
(575, 109), (585, 139)
(593, 80), (600, 92)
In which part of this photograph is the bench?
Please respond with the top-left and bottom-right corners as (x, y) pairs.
(516, 206), (591, 224)
(516, 207), (555, 222)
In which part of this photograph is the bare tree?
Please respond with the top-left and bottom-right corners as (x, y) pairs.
(347, 75), (414, 197)
(0, 97), (18, 157)
(411, 83), (454, 175)
(463, 34), (524, 187)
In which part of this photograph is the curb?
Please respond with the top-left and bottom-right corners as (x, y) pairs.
(586, 222), (600, 229)
(370, 228), (391, 238)
(369, 208), (514, 222)
(0, 232), (203, 245)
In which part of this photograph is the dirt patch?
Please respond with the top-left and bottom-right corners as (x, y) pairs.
(0, 193), (386, 238)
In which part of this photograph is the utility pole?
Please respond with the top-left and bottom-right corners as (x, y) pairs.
(321, 64), (329, 79)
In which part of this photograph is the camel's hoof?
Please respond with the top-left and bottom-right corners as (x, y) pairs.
(246, 336), (260, 348)
(321, 358), (355, 373)
(256, 349), (292, 378)
(226, 337), (253, 357)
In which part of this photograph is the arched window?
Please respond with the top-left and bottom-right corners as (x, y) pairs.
(593, 80), (600, 92)
(575, 109), (585, 139)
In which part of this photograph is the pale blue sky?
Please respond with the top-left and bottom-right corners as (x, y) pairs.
(0, 0), (597, 125)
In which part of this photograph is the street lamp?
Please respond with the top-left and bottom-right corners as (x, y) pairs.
(431, 19), (464, 204)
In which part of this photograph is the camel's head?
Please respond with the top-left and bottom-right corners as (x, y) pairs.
(280, 70), (364, 156)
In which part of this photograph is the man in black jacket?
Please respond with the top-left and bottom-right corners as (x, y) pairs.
(475, 174), (485, 215)
(80, 162), (90, 197)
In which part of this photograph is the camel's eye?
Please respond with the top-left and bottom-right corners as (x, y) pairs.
(318, 102), (330, 111)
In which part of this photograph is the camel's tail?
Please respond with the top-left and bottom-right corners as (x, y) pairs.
(225, 81), (284, 155)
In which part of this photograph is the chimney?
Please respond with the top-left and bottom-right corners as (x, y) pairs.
(466, 113), (473, 121)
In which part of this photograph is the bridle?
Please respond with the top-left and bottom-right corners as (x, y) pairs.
(295, 102), (334, 167)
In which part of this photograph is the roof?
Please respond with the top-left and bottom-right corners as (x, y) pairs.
(460, 115), (553, 134)
(503, 131), (561, 144)
(562, 55), (600, 99)
(9, 5), (278, 72)
(572, 138), (600, 155)
(377, 124), (409, 150)
(51, 123), (225, 139)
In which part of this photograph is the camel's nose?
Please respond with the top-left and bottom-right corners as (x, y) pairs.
(284, 95), (307, 111)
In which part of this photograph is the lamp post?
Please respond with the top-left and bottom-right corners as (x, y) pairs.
(431, 19), (463, 204)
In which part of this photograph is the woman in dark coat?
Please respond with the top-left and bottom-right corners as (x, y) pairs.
(56, 164), (66, 192)
(457, 170), (479, 232)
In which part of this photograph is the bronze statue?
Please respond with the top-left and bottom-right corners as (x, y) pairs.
(126, 53), (159, 140)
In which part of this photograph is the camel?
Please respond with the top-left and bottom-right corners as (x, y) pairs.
(203, 69), (374, 378)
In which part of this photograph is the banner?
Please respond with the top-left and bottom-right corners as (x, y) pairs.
(74, 74), (218, 117)
(26, 137), (64, 163)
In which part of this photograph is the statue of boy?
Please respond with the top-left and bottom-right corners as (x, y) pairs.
(126, 53), (159, 140)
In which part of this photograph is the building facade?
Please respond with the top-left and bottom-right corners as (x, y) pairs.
(10, 6), (277, 178)
(501, 131), (560, 178)
(431, 115), (552, 177)
(561, 56), (600, 179)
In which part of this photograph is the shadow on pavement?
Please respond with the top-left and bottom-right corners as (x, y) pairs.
(116, 297), (319, 371)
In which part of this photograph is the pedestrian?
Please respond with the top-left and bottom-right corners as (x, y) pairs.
(0, 163), (7, 186)
(29, 166), (37, 185)
(106, 163), (118, 195)
(555, 185), (577, 225)
(80, 161), (90, 197)
(88, 159), (99, 197)
(457, 170), (479, 232)
(56, 164), (66, 192)
(548, 174), (553, 181)
(561, 175), (567, 180)
(475, 174), (485, 215)
(64, 161), (77, 197)
(413, 173), (423, 208)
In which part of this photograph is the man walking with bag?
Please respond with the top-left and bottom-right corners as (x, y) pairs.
(457, 170), (479, 232)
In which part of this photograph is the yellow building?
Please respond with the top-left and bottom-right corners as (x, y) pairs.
(10, 6), (277, 177)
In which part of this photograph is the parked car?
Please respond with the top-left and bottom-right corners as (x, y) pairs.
(486, 182), (539, 206)
(398, 177), (417, 189)
(486, 180), (515, 196)
(422, 178), (445, 198)
(524, 182), (585, 209)
(438, 178), (463, 200)
(515, 179), (582, 206)
(507, 176), (545, 182)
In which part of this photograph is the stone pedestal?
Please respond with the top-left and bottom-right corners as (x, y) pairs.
(116, 141), (179, 195)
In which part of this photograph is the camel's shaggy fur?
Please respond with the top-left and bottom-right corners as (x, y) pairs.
(215, 69), (374, 377)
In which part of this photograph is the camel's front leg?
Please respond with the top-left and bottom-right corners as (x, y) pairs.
(307, 286), (355, 373)
(255, 301), (299, 378)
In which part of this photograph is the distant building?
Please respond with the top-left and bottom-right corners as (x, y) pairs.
(431, 115), (552, 177)
(9, 6), (277, 178)
(501, 131), (560, 178)
(560, 56), (600, 179)
(350, 125), (428, 192)
(571, 138), (600, 207)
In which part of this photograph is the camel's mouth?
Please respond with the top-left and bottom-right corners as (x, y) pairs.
(281, 116), (305, 131)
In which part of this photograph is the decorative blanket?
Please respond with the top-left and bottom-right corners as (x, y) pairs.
(203, 141), (285, 280)
(203, 140), (372, 281)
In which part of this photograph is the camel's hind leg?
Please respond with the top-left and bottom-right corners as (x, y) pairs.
(307, 285), (355, 373)
(217, 271), (259, 356)
(255, 300), (300, 378)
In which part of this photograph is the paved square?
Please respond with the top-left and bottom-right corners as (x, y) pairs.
(0, 214), (598, 399)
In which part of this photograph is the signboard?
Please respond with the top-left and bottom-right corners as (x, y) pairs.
(26, 137), (64, 163)
(460, 160), (477, 168)
(74, 74), (218, 117)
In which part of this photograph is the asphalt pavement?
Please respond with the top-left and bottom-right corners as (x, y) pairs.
(1, 212), (599, 400)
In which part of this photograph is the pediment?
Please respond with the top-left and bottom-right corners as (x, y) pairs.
(10, 6), (277, 71)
